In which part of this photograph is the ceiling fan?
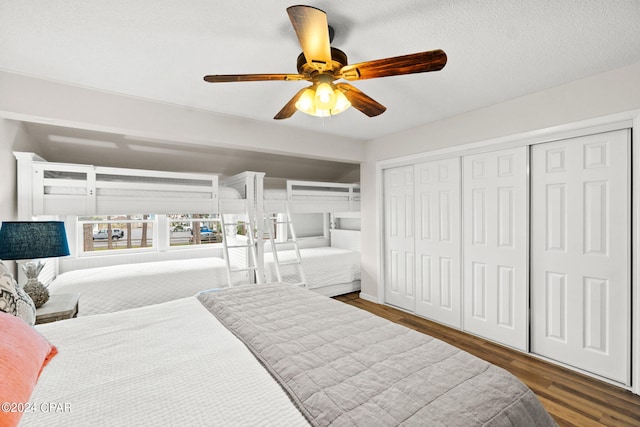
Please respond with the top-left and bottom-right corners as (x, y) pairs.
(203, 5), (447, 120)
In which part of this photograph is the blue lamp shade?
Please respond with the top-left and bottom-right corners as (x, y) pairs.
(0, 221), (70, 260)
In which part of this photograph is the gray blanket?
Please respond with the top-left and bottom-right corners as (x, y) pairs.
(197, 284), (556, 427)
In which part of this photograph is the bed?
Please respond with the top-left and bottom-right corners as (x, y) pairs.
(15, 152), (364, 302)
(263, 230), (361, 297)
(256, 176), (361, 295)
(47, 258), (244, 316)
(14, 153), (264, 305)
(13, 283), (556, 426)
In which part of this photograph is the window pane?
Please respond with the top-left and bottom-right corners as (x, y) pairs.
(79, 215), (154, 252)
(168, 214), (221, 247)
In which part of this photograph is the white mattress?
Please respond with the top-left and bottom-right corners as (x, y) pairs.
(23, 297), (308, 427)
(48, 258), (244, 316)
(263, 247), (360, 289)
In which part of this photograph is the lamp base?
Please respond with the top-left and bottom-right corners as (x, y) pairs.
(23, 279), (49, 308)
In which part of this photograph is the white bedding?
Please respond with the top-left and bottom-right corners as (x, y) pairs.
(23, 297), (308, 427)
(263, 247), (360, 290)
(48, 258), (243, 316)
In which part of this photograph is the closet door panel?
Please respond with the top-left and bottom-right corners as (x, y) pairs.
(531, 129), (630, 385)
(383, 166), (415, 311)
(463, 147), (528, 351)
(414, 157), (461, 328)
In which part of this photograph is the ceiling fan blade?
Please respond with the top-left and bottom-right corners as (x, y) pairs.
(339, 49), (447, 81)
(204, 74), (305, 83)
(336, 83), (386, 117)
(287, 5), (332, 72)
(274, 87), (308, 120)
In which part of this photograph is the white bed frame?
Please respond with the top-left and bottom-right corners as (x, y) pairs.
(13, 152), (360, 296)
(258, 175), (360, 215)
(220, 171), (264, 214)
(15, 153), (218, 216)
(15, 152), (358, 218)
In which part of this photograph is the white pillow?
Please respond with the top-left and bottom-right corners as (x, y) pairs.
(0, 262), (36, 325)
(0, 263), (17, 315)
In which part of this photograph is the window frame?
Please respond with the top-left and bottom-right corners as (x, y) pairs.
(76, 214), (158, 257)
(74, 213), (225, 257)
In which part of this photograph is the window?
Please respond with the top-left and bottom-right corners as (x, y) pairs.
(78, 214), (155, 253)
(75, 213), (235, 256)
(168, 214), (222, 247)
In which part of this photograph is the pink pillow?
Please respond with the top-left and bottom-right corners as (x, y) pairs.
(0, 312), (57, 427)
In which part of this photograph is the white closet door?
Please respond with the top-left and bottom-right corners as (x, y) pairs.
(463, 146), (528, 351)
(414, 158), (462, 328)
(531, 129), (630, 385)
(383, 166), (415, 311)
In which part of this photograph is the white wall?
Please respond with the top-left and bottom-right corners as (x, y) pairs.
(0, 119), (39, 221)
(291, 213), (324, 238)
(0, 70), (366, 164)
(0, 118), (39, 275)
(360, 61), (640, 300)
(0, 119), (20, 222)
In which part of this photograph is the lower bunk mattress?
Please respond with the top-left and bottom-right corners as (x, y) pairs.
(21, 284), (556, 426)
(263, 246), (360, 293)
(48, 257), (241, 316)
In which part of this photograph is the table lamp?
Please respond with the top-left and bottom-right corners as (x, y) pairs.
(0, 221), (70, 308)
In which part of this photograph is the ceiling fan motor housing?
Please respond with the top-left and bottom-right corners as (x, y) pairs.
(297, 47), (348, 77)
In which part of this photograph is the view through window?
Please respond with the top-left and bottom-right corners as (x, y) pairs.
(168, 214), (221, 246)
(78, 213), (249, 254)
(78, 214), (155, 252)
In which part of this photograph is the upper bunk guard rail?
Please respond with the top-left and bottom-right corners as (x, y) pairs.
(287, 180), (359, 200)
(93, 166), (219, 210)
(32, 161), (96, 215)
(17, 152), (220, 216)
(262, 179), (361, 214)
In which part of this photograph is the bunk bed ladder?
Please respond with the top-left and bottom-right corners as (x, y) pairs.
(264, 203), (307, 288)
(220, 204), (262, 287)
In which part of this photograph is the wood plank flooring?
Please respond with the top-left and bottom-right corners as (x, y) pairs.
(333, 292), (640, 427)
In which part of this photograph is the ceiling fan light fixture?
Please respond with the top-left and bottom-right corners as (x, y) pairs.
(295, 88), (317, 115)
(295, 83), (351, 118)
(314, 82), (336, 110)
(333, 90), (351, 114)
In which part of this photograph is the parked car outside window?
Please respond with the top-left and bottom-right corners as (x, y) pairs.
(93, 229), (124, 240)
(189, 226), (219, 242)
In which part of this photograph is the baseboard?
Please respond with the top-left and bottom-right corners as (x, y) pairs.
(358, 291), (379, 304)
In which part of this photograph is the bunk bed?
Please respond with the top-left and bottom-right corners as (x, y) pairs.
(13, 152), (361, 306)
(256, 174), (362, 296)
(263, 228), (360, 297)
(13, 153), (261, 314)
(14, 284), (556, 426)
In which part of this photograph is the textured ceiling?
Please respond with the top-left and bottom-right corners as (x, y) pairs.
(2, 0), (640, 142)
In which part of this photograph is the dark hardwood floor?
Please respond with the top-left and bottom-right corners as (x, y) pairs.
(333, 292), (640, 427)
